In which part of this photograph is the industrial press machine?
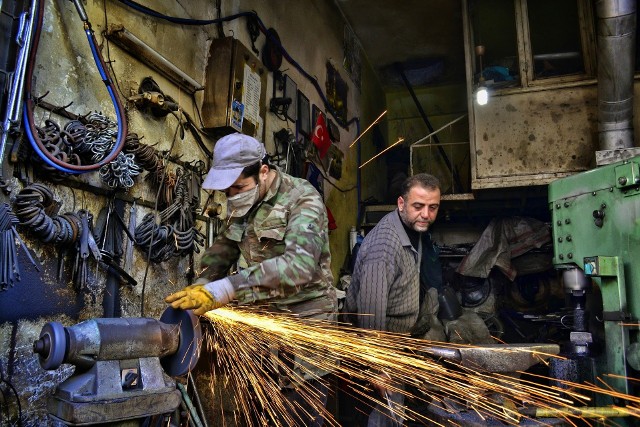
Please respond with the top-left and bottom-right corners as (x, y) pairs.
(548, 155), (640, 406)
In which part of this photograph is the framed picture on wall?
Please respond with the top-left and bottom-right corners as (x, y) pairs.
(311, 104), (322, 129)
(297, 91), (310, 136)
(284, 74), (298, 122)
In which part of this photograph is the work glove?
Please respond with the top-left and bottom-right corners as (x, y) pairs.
(409, 287), (440, 338)
(165, 284), (225, 315)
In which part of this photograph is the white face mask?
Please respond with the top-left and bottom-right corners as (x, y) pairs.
(226, 184), (260, 217)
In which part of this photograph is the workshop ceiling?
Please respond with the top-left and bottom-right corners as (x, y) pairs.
(334, 0), (467, 88)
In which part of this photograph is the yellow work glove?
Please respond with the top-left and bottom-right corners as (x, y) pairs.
(165, 284), (225, 315)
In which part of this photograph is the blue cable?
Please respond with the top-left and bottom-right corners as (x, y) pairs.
(85, 28), (125, 152)
(86, 28), (109, 81)
(24, 1), (127, 174)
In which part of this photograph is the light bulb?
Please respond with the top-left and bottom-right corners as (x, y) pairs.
(476, 86), (488, 106)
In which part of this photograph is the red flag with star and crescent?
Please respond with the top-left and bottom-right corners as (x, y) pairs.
(312, 112), (331, 159)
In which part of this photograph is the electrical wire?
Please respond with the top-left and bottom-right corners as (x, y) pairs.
(139, 121), (181, 317)
(0, 359), (22, 427)
(23, 0), (127, 174)
(101, 0), (129, 102)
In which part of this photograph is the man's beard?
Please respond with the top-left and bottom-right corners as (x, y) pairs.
(399, 209), (431, 232)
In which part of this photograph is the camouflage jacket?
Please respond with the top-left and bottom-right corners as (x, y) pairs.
(198, 167), (336, 316)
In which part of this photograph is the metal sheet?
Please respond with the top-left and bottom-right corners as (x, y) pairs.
(472, 84), (599, 189)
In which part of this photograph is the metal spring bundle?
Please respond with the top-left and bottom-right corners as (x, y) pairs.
(84, 112), (118, 163)
(35, 120), (81, 180)
(171, 170), (205, 255)
(63, 112), (117, 160)
(173, 204), (205, 255)
(98, 152), (142, 189)
(13, 184), (82, 246)
(134, 212), (175, 263)
(159, 170), (177, 207)
(123, 132), (165, 185)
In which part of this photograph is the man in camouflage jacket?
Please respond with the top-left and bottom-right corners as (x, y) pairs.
(166, 132), (336, 425)
(166, 132), (335, 316)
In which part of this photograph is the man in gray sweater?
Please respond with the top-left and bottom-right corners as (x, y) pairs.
(345, 173), (441, 426)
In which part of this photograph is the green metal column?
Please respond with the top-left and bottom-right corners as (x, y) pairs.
(583, 256), (630, 395)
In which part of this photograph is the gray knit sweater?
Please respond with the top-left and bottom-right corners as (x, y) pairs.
(345, 210), (421, 333)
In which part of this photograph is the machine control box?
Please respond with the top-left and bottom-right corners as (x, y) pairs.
(201, 37), (267, 140)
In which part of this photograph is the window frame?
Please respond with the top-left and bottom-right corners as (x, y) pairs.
(518, 0), (597, 87)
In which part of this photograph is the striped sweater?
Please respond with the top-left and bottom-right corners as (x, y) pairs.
(345, 210), (421, 333)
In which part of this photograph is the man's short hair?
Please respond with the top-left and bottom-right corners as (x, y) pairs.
(400, 173), (441, 199)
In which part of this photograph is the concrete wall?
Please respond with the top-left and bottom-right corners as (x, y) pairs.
(0, 0), (384, 425)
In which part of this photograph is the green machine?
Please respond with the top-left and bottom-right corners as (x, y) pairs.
(549, 156), (640, 405)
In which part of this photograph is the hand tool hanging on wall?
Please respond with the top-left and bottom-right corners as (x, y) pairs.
(95, 199), (136, 316)
(123, 201), (136, 274)
(0, 203), (40, 290)
(122, 132), (166, 185)
(71, 209), (101, 291)
(95, 200), (137, 273)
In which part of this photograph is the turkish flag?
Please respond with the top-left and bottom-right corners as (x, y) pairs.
(312, 112), (331, 159)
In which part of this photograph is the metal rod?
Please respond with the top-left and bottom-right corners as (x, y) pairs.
(105, 24), (204, 94)
(1, 0), (38, 171)
(525, 406), (640, 418)
(409, 114), (468, 147)
(188, 375), (209, 427)
(177, 382), (204, 427)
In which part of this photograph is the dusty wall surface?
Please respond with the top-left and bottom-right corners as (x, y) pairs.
(469, 80), (640, 189)
(0, 0), (383, 425)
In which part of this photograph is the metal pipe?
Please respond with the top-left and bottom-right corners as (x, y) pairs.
(0, 0), (38, 170)
(189, 374), (209, 427)
(178, 382), (205, 427)
(596, 0), (637, 150)
(105, 24), (204, 94)
(523, 406), (640, 418)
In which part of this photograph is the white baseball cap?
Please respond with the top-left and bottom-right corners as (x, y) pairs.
(202, 133), (266, 190)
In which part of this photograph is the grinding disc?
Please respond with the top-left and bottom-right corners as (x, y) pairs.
(160, 307), (202, 377)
